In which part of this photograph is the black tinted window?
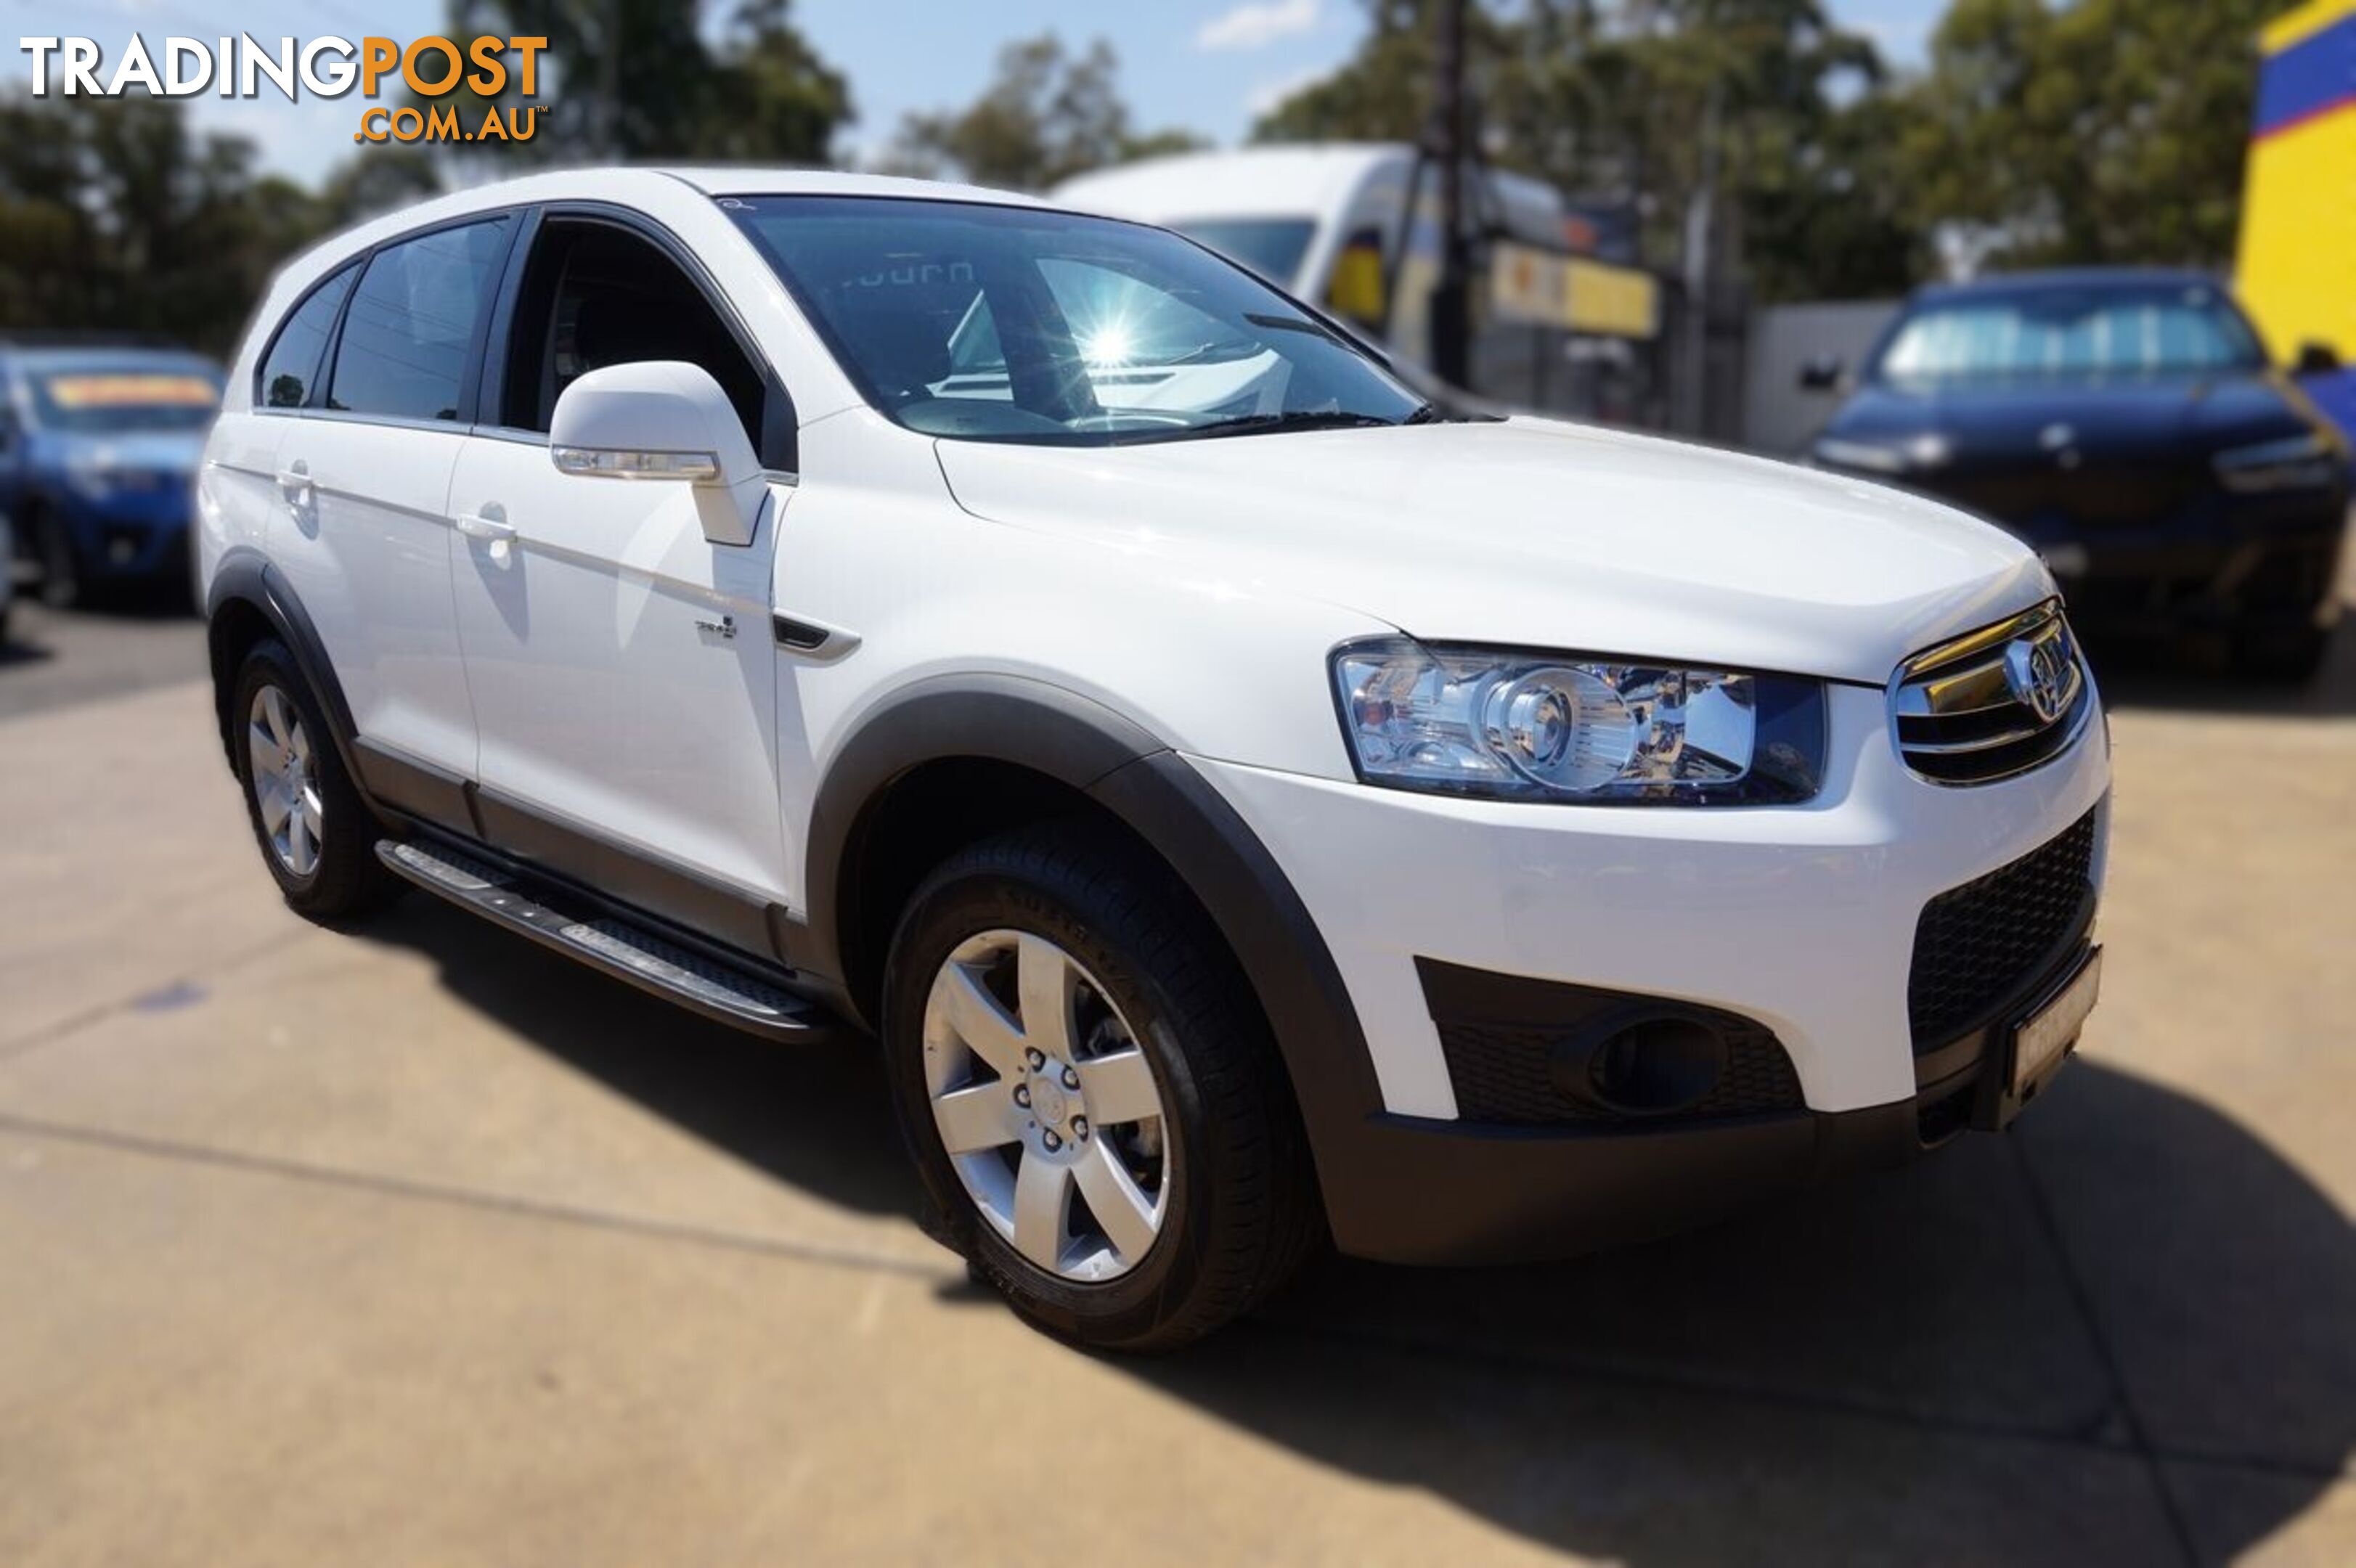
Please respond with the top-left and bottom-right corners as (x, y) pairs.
(260, 266), (356, 409)
(497, 221), (765, 446)
(328, 219), (511, 421)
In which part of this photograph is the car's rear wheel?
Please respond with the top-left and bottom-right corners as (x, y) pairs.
(230, 638), (400, 920)
(880, 825), (1319, 1350)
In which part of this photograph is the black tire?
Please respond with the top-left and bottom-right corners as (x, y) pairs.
(229, 637), (402, 922)
(2231, 623), (2331, 685)
(881, 824), (1321, 1351)
(31, 507), (81, 610)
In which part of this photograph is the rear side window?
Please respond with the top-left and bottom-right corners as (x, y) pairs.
(258, 264), (357, 409)
(328, 218), (512, 422)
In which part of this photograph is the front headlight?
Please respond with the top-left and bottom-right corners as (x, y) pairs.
(65, 450), (118, 501)
(1329, 638), (1827, 805)
(2212, 433), (2347, 494)
(1812, 433), (1951, 475)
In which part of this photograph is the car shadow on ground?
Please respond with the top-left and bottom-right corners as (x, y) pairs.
(379, 903), (2355, 1565)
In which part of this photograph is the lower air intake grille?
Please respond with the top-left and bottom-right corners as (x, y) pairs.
(1434, 1016), (1804, 1126)
(1907, 807), (2100, 1048)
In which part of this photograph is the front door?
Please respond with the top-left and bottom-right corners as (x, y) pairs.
(447, 436), (789, 928)
(447, 212), (793, 944)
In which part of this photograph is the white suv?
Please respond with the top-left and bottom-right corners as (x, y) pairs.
(197, 170), (2110, 1349)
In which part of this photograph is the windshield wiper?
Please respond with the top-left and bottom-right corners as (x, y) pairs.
(1158, 409), (1409, 442)
(1243, 312), (1353, 348)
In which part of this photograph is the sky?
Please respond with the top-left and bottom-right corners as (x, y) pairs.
(9, 0), (1947, 188)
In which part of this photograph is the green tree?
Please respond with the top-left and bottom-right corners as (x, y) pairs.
(1252, 0), (1493, 144)
(1901, 0), (2277, 271)
(427, 0), (851, 162)
(0, 92), (433, 357)
(885, 35), (1206, 192)
(1250, 0), (1921, 302)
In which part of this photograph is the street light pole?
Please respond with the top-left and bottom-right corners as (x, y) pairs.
(1429, 0), (1474, 388)
(1677, 76), (1722, 438)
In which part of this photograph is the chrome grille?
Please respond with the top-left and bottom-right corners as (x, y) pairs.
(1890, 600), (2092, 785)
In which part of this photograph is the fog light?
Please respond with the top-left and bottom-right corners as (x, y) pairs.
(1552, 1013), (1727, 1116)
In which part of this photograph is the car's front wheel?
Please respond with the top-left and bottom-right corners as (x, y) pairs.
(881, 825), (1318, 1350)
(30, 507), (81, 609)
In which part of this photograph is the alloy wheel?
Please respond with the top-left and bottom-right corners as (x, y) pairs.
(247, 685), (322, 878)
(921, 929), (1172, 1282)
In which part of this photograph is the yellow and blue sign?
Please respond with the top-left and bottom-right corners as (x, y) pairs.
(2238, 0), (2356, 431)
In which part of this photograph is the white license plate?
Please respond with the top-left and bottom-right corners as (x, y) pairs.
(2011, 948), (2102, 1094)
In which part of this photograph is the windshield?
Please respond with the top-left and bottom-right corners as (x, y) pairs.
(728, 197), (1422, 445)
(1872, 284), (2267, 383)
(28, 365), (222, 433)
(1166, 216), (1316, 287)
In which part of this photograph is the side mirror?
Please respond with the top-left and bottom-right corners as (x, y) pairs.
(548, 361), (768, 546)
(2296, 340), (2342, 377)
(1798, 354), (1845, 392)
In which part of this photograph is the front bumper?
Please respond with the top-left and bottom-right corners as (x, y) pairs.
(1190, 677), (2112, 1265)
(2053, 499), (2348, 637)
(49, 486), (194, 580)
(1905, 472), (2347, 636)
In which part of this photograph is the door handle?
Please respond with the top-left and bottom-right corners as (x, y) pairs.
(454, 513), (517, 544)
(455, 508), (518, 563)
(274, 460), (312, 510)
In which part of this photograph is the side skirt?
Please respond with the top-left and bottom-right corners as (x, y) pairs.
(375, 836), (837, 1044)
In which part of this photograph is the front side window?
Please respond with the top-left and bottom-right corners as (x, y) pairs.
(328, 218), (512, 422)
(495, 219), (766, 449)
(259, 264), (358, 409)
(1875, 283), (2269, 383)
(28, 363), (221, 433)
(730, 197), (1422, 445)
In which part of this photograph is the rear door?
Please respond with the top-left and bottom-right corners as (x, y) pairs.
(446, 209), (791, 948)
(267, 214), (518, 781)
(201, 263), (357, 602)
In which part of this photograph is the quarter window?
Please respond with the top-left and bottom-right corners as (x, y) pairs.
(258, 264), (357, 409)
(328, 219), (513, 422)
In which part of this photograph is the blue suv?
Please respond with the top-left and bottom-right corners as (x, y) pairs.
(0, 344), (224, 606)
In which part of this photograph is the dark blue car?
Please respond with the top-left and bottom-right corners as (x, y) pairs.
(0, 346), (224, 606)
(1808, 270), (2351, 681)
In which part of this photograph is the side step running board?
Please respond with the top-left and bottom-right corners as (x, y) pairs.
(377, 838), (829, 1041)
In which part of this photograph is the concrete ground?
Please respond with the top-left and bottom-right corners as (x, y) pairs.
(1, 600), (2352, 1567)
(0, 598), (207, 721)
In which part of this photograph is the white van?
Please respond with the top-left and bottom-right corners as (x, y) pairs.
(1055, 143), (1661, 419)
